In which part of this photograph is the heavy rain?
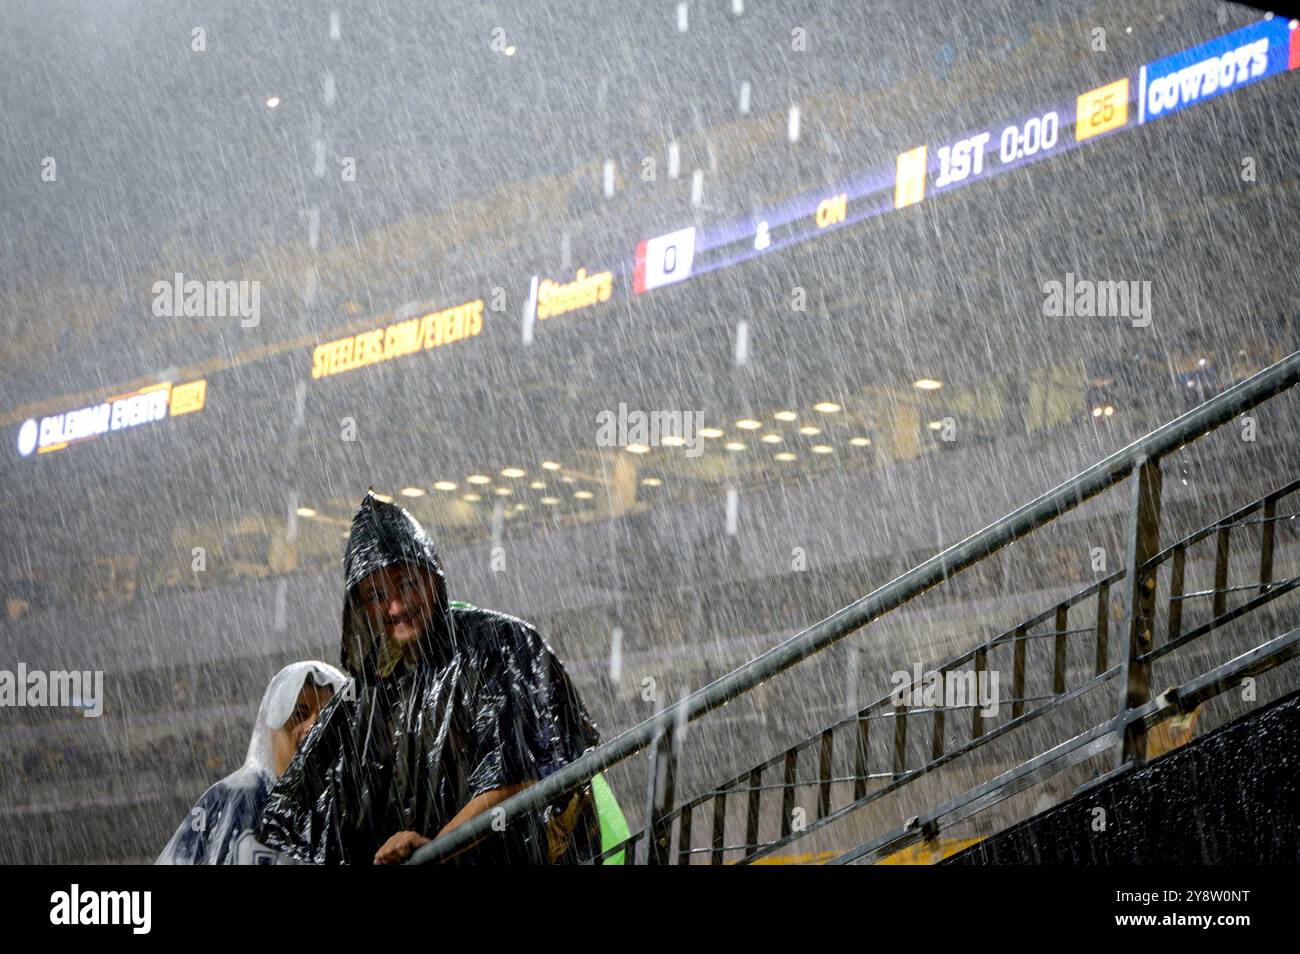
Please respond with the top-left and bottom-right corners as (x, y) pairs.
(1, 0), (1297, 883)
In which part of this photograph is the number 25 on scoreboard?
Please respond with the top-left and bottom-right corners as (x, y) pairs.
(1075, 78), (1129, 141)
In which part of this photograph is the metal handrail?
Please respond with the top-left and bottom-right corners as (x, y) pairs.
(412, 349), (1300, 864)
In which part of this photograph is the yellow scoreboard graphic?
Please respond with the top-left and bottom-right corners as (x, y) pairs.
(894, 146), (928, 209)
(169, 379), (207, 416)
(1075, 78), (1129, 141)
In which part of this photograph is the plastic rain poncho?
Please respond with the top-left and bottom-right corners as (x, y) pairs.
(156, 660), (347, 864)
(257, 493), (602, 864)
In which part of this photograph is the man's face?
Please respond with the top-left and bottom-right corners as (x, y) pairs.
(354, 563), (439, 647)
(271, 683), (334, 777)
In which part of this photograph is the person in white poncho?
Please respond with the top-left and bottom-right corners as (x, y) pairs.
(156, 660), (347, 864)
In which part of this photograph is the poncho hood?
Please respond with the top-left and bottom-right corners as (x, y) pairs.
(339, 491), (455, 681)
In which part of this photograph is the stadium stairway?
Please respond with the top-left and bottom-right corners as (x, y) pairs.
(412, 350), (1300, 865)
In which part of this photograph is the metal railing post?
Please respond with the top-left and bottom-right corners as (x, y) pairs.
(642, 715), (679, 865)
(1117, 455), (1163, 767)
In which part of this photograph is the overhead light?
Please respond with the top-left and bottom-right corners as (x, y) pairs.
(560, 475), (575, 483)
(463, 493), (482, 502)
(913, 378), (943, 390)
(813, 402), (841, 413)
(761, 434), (783, 444)
(736, 419), (762, 430)
(433, 481), (458, 491)
(927, 421), (944, 431)
(626, 444), (650, 454)
(541, 497), (560, 505)
(798, 426), (821, 436)
(773, 410), (798, 422)
(500, 467), (526, 478)
(574, 490), (594, 499)
(372, 493), (394, 503)
(529, 480), (545, 489)
(467, 474), (491, 485)
(265, 96), (281, 109)
(1104, 406), (1115, 417)
(1092, 407), (1104, 418)
(296, 507), (317, 518)
(399, 487), (425, 497)
(494, 487), (512, 496)
(513, 503), (527, 511)
(542, 461), (562, 471)
(774, 452), (796, 462)
(661, 435), (685, 447)
(700, 427), (725, 439)
(725, 441), (746, 451)
(812, 445), (833, 454)
(641, 477), (662, 487)
(849, 437), (871, 447)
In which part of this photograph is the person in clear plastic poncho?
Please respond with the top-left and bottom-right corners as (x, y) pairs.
(257, 492), (604, 864)
(156, 661), (347, 864)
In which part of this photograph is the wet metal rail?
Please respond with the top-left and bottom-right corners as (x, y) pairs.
(411, 349), (1300, 865)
